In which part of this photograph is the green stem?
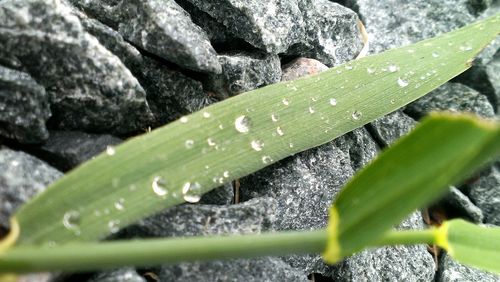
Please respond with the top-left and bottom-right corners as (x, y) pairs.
(0, 230), (328, 273)
(0, 228), (440, 274)
(370, 229), (437, 247)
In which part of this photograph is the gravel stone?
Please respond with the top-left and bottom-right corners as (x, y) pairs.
(0, 0), (153, 134)
(281, 58), (329, 82)
(437, 252), (500, 282)
(0, 148), (62, 229)
(0, 66), (50, 144)
(70, 0), (221, 73)
(36, 131), (122, 171)
(440, 187), (484, 223)
(368, 110), (417, 147)
(206, 52), (282, 97)
(72, 10), (211, 124)
(331, 212), (435, 282)
(405, 83), (495, 120)
(465, 164), (500, 225)
(186, 0), (363, 66)
(89, 268), (146, 282)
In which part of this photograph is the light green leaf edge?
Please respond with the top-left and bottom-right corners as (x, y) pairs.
(14, 14), (500, 245)
(324, 113), (500, 263)
(436, 219), (500, 274)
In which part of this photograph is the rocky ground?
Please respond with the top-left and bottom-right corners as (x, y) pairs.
(1, 0), (499, 281)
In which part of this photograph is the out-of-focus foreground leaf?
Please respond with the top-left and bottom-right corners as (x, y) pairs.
(436, 219), (500, 274)
(14, 14), (500, 245)
(324, 113), (500, 263)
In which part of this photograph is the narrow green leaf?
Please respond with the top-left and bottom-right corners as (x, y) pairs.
(324, 113), (500, 263)
(15, 14), (500, 245)
(436, 219), (500, 274)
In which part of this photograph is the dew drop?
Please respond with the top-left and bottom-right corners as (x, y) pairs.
(180, 116), (188, 123)
(289, 143), (294, 148)
(207, 138), (216, 146)
(282, 98), (290, 106)
(311, 97), (318, 102)
(202, 112), (211, 118)
(218, 124), (224, 130)
(234, 115), (251, 133)
(366, 67), (375, 74)
(185, 139), (194, 149)
(63, 210), (81, 231)
(308, 106), (315, 114)
(251, 140), (264, 151)
(351, 111), (362, 120)
(329, 98), (337, 106)
(271, 113), (279, 122)
(152, 176), (168, 197)
(390, 99), (396, 105)
(182, 182), (202, 203)
(388, 64), (399, 73)
(223, 171), (230, 178)
(397, 77), (409, 88)
(114, 198), (125, 211)
(345, 64), (353, 70)
(420, 75), (426, 80)
(106, 145), (115, 156)
(407, 49), (415, 53)
(459, 45), (472, 51)
(286, 83), (298, 91)
(262, 156), (273, 164)
(432, 52), (440, 58)
(108, 220), (120, 234)
(276, 126), (284, 136)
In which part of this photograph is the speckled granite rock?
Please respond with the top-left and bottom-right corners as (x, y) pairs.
(281, 58), (329, 81)
(123, 198), (307, 281)
(36, 131), (122, 171)
(0, 66), (51, 144)
(206, 52), (282, 97)
(0, 148), (62, 229)
(485, 52), (499, 114)
(0, 0), (153, 134)
(440, 187), (484, 223)
(158, 258), (308, 282)
(72, 9), (211, 124)
(368, 110), (417, 147)
(405, 83), (495, 119)
(346, 0), (478, 54)
(88, 268), (146, 282)
(186, 0), (362, 66)
(331, 212), (435, 282)
(437, 252), (500, 282)
(465, 164), (500, 225)
(70, 0), (221, 73)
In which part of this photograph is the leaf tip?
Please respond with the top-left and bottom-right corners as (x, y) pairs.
(0, 217), (19, 254)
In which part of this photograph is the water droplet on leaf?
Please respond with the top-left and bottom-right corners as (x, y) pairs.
(182, 182), (202, 203)
(397, 77), (409, 87)
(251, 140), (264, 151)
(234, 115), (251, 133)
(152, 176), (168, 197)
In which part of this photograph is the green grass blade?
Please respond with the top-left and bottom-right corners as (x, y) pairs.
(436, 219), (500, 274)
(14, 14), (500, 245)
(324, 113), (500, 263)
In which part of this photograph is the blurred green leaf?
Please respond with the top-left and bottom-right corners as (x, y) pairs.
(324, 113), (500, 263)
(15, 14), (500, 245)
(437, 219), (500, 274)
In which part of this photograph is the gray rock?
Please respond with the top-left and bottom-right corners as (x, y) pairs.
(206, 52), (282, 98)
(199, 183), (234, 205)
(486, 52), (499, 114)
(37, 131), (122, 171)
(186, 0), (363, 66)
(440, 187), (484, 223)
(158, 257), (308, 282)
(437, 252), (500, 282)
(124, 198), (306, 281)
(465, 165), (500, 225)
(70, 0), (221, 73)
(0, 66), (51, 144)
(331, 212), (435, 282)
(239, 130), (361, 275)
(368, 110), (417, 147)
(281, 58), (329, 82)
(89, 268), (146, 282)
(405, 83), (495, 120)
(0, 0), (153, 134)
(72, 9), (212, 124)
(348, 0), (478, 54)
(332, 127), (379, 170)
(0, 148), (62, 229)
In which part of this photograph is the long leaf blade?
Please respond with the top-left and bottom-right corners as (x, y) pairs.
(437, 219), (500, 274)
(15, 14), (500, 245)
(324, 113), (500, 263)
